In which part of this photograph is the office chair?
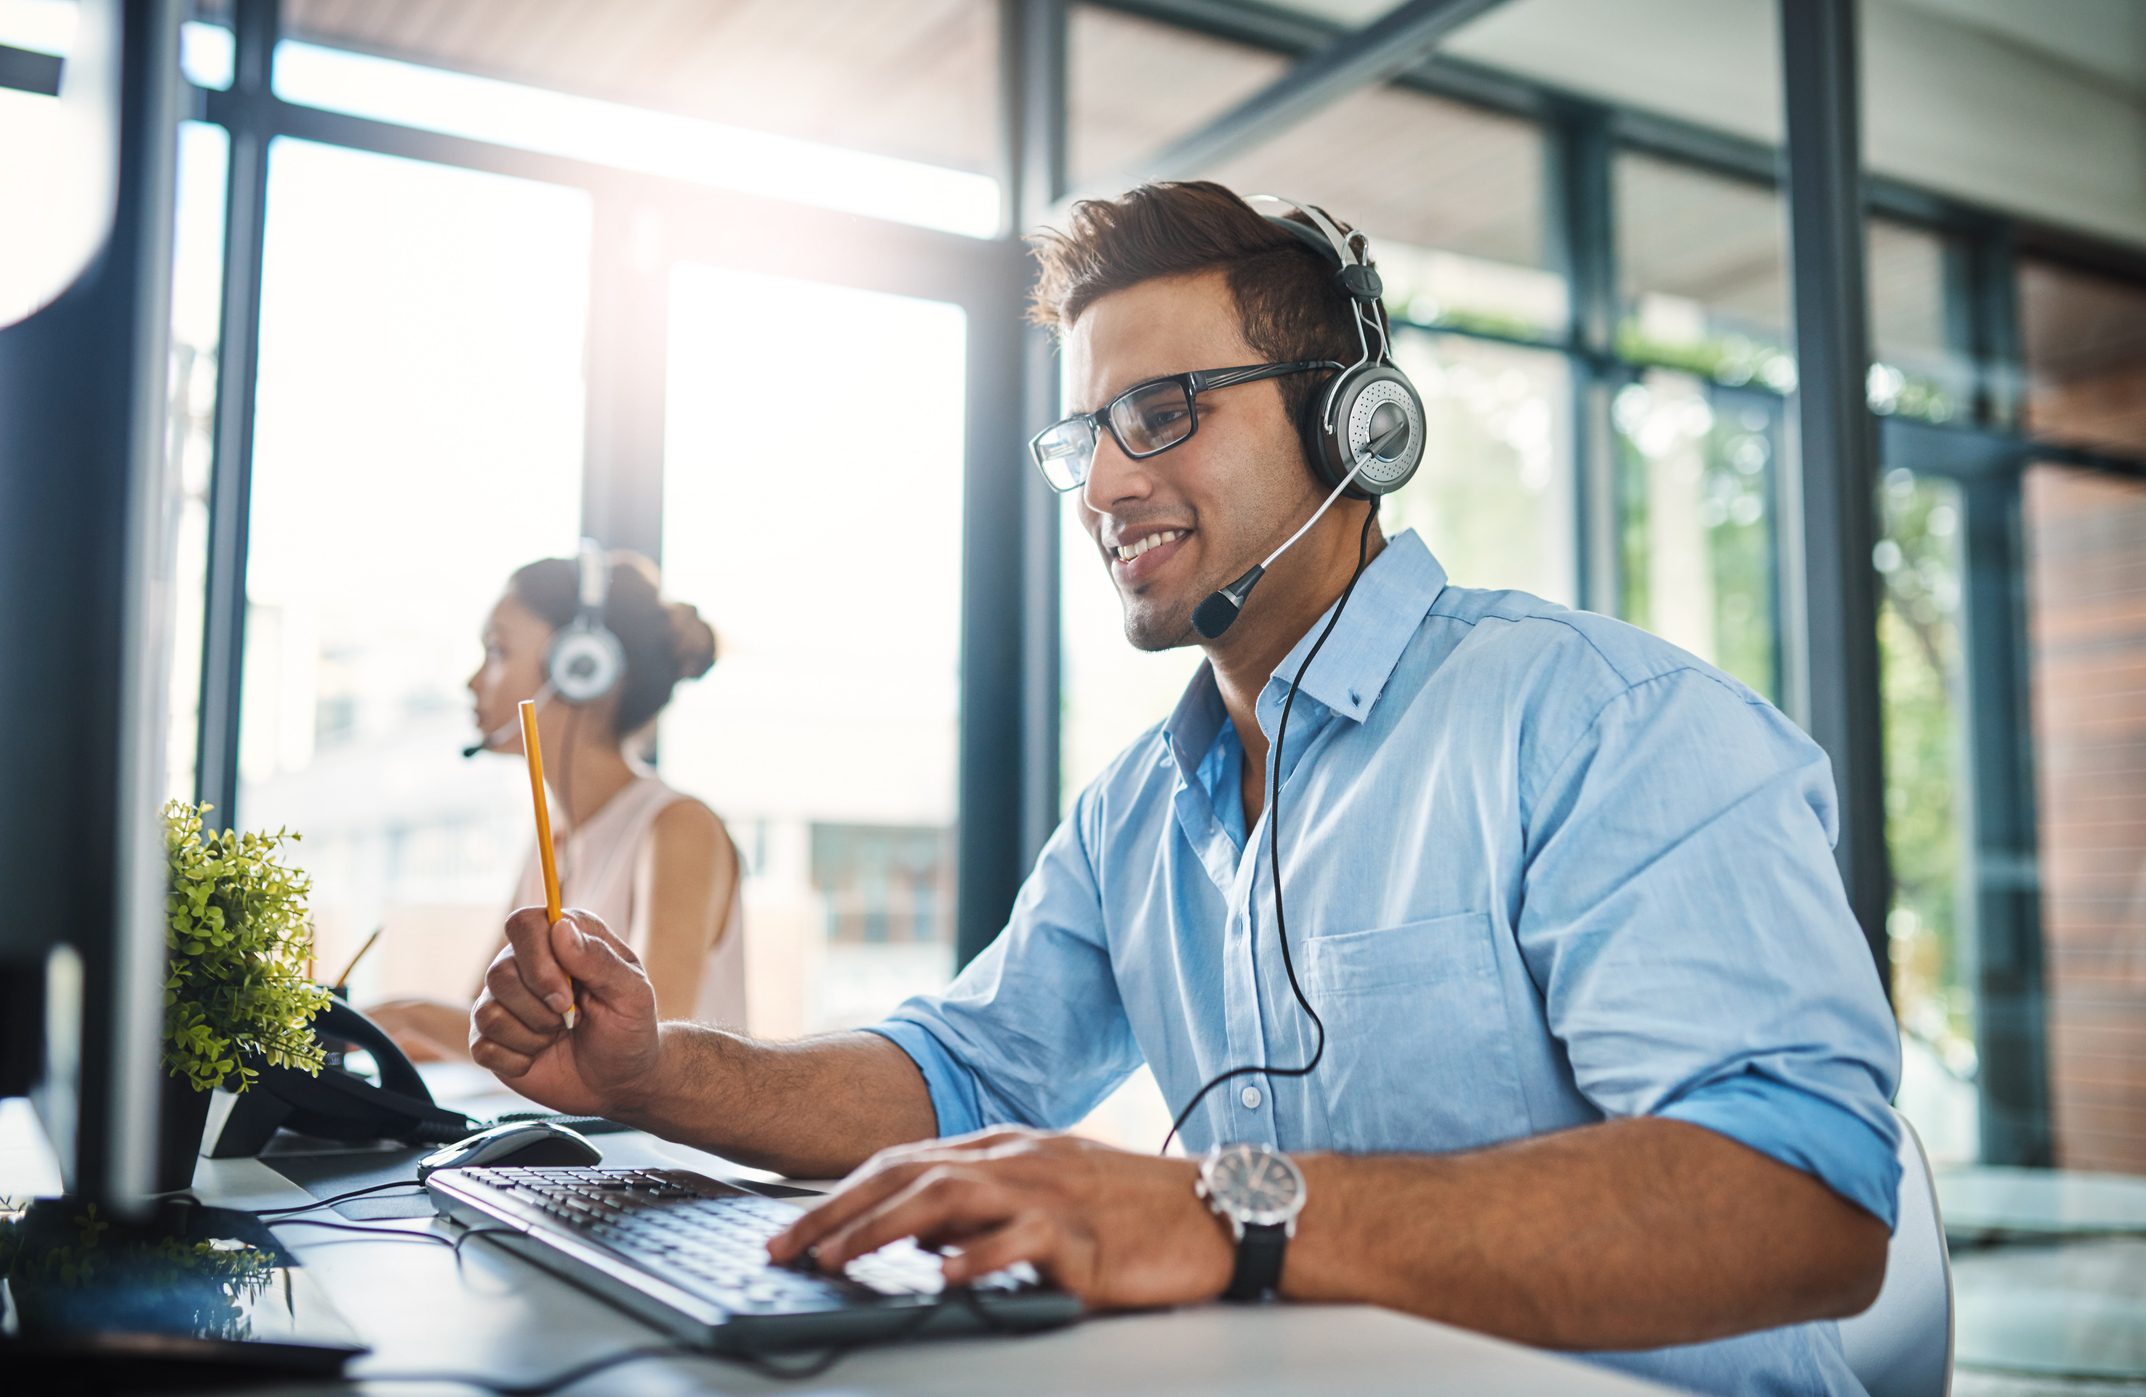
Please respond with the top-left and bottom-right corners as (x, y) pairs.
(1838, 1109), (1954, 1397)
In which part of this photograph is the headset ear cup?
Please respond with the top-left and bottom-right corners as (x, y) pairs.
(1299, 369), (1346, 492)
(548, 623), (626, 704)
(1329, 364), (1425, 497)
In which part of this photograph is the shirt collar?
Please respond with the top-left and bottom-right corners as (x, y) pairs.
(1161, 527), (1449, 775)
(1255, 526), (1446, 731)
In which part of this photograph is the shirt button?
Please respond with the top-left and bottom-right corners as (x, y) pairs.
(1240, 1085), (1263, 1110)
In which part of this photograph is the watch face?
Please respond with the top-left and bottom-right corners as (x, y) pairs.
(1205, 1145), (1305, 1228)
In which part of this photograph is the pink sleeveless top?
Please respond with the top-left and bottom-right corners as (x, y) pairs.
(511, 771), (747, 1028)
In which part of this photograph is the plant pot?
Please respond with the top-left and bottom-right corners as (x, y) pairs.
(155, 1071), (214, 1193)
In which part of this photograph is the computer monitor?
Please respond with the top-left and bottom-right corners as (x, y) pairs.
(0, 0), (185, 1209)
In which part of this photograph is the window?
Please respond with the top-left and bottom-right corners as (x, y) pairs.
(271, 3), (998, 237)
(1611, 371), (1782, 699)
(1876, 467), (1975, 1163)
(0, 84), (81, 327)
(166, 119), (228, 802)
(1387, 332), (1574, 605)
(1068, 7), (1287, 190)
(660, 266), (966, 1039)
(1206, 88), (1565, 339)
(238, 140), (591, 1004)
(281, 0), (998, 177)
(2019, 259), (2146, 457)
(2025, 464), (2146, 1173)
(1071, 10), (1567, 338)
(1615, 152), (1792, 391)
(1868, 217), (1969, 425)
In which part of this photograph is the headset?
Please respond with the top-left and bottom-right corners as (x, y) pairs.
(1167, 195), (1422, 1152)
(1191, 196), (1426, 641)
(460, 538), (625, 758)
(1250, 193), (1426, 501)
(547, 538), (626, 704)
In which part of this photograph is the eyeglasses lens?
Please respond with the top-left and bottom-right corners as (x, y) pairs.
(1111, 381), (1194, 457)
(1031, 418), (1095, 491)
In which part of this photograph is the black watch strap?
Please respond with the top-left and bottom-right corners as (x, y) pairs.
(1224, 1221), (1288, 1301)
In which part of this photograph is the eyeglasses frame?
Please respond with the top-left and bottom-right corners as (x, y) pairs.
(1028, 360), (1342, 493)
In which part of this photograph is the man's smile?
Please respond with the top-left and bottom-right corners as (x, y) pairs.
(1103, 526), (1194, 587)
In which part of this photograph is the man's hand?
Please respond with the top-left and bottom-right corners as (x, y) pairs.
(765, 1129), (1234, 1310)
(468, 907), (662, 1120)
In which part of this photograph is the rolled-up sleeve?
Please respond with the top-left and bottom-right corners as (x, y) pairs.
(1516, 666), (1904, 1227)
(865, 788), (1141, 1139)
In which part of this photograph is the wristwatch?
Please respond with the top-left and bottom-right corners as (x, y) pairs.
(1197, 1142), (1307, 1302)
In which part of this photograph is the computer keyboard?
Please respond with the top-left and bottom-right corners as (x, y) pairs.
(425, 1166), (1083, 1353)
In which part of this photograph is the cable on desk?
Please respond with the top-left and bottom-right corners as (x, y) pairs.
(264, 1217), (456, 1247)
(449, 1225), (525, 1264)
(253, 1179), (427, 1217)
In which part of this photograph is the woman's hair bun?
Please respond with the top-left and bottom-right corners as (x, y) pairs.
(667, 601), (717, 681)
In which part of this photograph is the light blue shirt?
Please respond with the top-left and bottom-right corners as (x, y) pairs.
(871, 529), (1901, 1396)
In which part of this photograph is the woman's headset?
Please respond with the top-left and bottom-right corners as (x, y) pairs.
(460, 539), (625, 759)
(1246, 193), (1426, 500)
(547, 538), (625, 704)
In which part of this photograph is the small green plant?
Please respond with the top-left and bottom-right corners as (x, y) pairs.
(162, 800), (331, 1094)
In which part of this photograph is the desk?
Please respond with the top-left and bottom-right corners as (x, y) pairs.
(6, 1087), (1675, 1395)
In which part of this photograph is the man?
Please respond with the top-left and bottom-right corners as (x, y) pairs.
(471, 182), (1902, 1394)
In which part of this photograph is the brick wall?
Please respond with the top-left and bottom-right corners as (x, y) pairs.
(2026, 462), (2146, 1174)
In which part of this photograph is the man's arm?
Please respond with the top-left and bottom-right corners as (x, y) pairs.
(1287, 1118), (1887, 1348)
(768, 1118), (1884, 1345)
(472, 787), (1131, 1178)
(468, 906), (938, 1178)
(624, 1024), (938, 1178)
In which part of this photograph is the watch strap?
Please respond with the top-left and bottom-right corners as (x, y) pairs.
(1224, 1220), (1288, 1301)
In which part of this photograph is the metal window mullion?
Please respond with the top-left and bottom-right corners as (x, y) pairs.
(1547, 101), (1617, 615)
(193, 0), (276, 827)
(949, 1), (1070, 969)
(1105, 0), (1509, 190)
(1009, 1), (1068, 875)
(1776, 0), (1891, 985)
(954, 240), (1041, 969)
(1957, 468), (2052, 1165)
(1973, 228), (2024, 433)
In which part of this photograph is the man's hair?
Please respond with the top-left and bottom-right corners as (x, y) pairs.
(1027, 181), (1370, 436)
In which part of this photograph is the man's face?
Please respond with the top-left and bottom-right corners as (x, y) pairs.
(1066, 271), (1321, 651)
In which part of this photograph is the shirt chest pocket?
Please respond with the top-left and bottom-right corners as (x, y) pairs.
(1302, 911), (1534, 1154)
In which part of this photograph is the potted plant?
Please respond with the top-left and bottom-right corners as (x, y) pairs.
(159, 801), (332, 1192)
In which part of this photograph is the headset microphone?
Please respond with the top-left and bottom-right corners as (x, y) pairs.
(1191, 412), (1408, 641)
(462, 683), (557, 758)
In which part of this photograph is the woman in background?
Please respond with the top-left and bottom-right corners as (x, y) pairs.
(366, 552), (744, 1059)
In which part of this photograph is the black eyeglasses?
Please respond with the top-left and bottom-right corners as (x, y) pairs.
(1028, 360), (1339, 492)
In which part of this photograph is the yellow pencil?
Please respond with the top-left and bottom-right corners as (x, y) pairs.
(518, 699), (575, 1030)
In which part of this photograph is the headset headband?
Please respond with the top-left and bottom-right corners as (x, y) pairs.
(1245, 192), (1391, 376)
(576, 537), (607, 620)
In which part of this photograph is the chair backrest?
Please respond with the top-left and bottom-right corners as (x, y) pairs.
(1838, 1109), (1954, 1397)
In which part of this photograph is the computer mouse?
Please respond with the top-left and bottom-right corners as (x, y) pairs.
(416, 1120), (602, 1180)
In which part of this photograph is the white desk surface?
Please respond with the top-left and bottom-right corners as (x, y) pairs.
(5, 1085), (1676, 1396)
